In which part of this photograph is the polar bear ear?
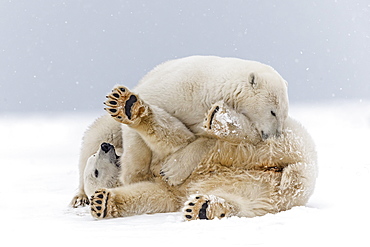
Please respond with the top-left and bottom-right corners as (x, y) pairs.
(248, 73), (258, 89)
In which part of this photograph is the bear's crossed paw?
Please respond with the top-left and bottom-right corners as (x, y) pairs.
(182, 194), (234, 221)
(203, 102), (240, 138)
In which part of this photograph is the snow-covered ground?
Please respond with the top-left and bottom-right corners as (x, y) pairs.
(1, 100), (369, 246)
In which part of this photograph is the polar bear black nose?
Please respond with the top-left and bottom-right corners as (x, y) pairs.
(261, 131), (269, 140)
(101, 142), (113, 153)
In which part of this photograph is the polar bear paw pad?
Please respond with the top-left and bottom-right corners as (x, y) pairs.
(104, 86), (148, 125)
(90, 189), (111, 219)
(182, 194), (233, 221)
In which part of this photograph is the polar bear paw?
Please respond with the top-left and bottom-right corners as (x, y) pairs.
(70, 192), (89, 208)
(182, 194), (234, 221)
(203, 102), (240, 138)
(90, 189), (116, 219)
(104, 86), (148, 125)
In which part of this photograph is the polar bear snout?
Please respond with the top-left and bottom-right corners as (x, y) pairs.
(101, 142), (113, 153)
(261, 129), (282, 140)
(261, 131), (270, 140)
(99, 142), (120, 167)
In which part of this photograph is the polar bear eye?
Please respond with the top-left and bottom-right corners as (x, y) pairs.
(94, 169), (99, 178)
(271, 111), (276, 117)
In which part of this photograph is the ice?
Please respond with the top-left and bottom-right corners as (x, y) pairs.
(1, 100), (369, 246)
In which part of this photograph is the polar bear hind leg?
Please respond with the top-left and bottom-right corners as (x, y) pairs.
(90, 182), (181, 219)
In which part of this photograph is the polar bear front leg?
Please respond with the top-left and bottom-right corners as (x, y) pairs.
(160, 137), (215, 186)
(105, 86), (196, 158)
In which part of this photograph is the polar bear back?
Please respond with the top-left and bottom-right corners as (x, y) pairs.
(134, 55), (288, 135)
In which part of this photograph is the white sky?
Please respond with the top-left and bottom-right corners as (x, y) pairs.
(1, 0), (369, 112)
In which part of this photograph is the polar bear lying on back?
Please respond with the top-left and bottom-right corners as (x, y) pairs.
(71, 56), (290, 207)
(84, 102), (317, 220)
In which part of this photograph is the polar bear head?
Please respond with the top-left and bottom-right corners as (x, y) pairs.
(83, 142), (122, 198)
(232, 69), (289, 140)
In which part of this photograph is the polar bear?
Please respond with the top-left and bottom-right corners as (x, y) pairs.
(70, 55), (289, 207)
(88, 102), (317, 220)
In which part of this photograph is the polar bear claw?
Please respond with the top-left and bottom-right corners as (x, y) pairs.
(203, 103), (221, 130)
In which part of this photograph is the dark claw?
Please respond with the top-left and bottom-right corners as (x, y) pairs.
(209, 106), (220, 129)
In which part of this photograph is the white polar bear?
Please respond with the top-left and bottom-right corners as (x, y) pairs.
(88, 102), (317, 220)
(71, 55), (289, 207)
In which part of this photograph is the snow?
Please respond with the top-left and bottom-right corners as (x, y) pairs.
(1, 101), (370, 246)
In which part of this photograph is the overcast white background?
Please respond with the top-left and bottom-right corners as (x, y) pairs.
(1, 0), (369, 113)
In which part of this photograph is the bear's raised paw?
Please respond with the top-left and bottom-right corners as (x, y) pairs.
(104, 86), (148, 125)
(182, 194), (234, 221)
